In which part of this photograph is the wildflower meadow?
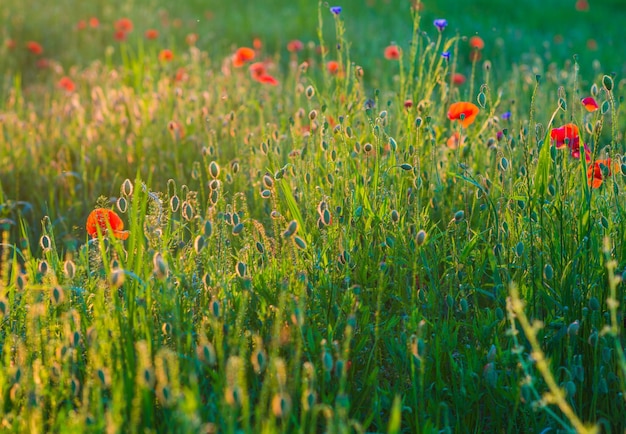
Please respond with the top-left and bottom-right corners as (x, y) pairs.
(1, 0), (626, 432)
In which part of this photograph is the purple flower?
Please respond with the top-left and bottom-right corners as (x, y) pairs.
(441, 51), (450, 60)
(433, 19), (448, 31)
(501, 111), (511, 120)
(330, 6), (342, 15)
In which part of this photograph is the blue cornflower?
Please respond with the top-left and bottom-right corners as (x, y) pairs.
(501, 111), (512, 120)
(330, 6), (342, 15)
(433, 19), (448, 31)
(441, 51), (450, 60)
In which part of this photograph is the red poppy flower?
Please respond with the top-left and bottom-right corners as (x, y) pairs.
(159, 49), (174, 62)
(58, 77), (75, 92)
(587, 158), (612, 188)
(452, 73), (466, 85)
(447, 132), (466, 149)
(447, 102), (480, 128)
(114, 18), (134, 33)
(586, 39), (597, 51)
(89, 17), (100, 28)
(248, 62), (266, 78)
(327, 60), (340, 75)
(404, 99), (413, 109)
(255, 74), (279, 86)
(5, 39), (16, 50)
(86, 209), (129, 240)
(76, 20), (87, 31)
(469, 36), (485, 50)
(287, 39), (304, 53)
(384, 45), (400, 60)
(253, 37), (262, 50)
(26, 41), (43, 55)
(581, 97), (598, 112)
(232, 47), (255, 67)
(174, 67), (188, 82)
(145, 29), (159, 40)
(551, 123), (590, 160)
(550, 123), (579, 149)
(114, 30), (127, 42)
(575, 0), (589, 11)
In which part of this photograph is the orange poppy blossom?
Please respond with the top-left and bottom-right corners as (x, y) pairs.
(145, 29), (159, 40)
(26, 41), (43, 55)
(256, 74), (279, 86)
(327, 60), (340, 75)
(58, 77), (76, 92)
(384, 45), (400, 60)
(114, 31), (127, 42)
(89, 17), (100, 28)
(587, 158), (612, 189)
(575, 0), (589, 11)
(247, 63), (279, 86)
(586, 39), (598, 51)
(287, 39), (304, 53)
(447, 102), (480, 128)
(469, 36), (485, 50)
(248, 62), (266, 78)
(174, 67), (188, 82)
(232, 47), (255, 67)
(86, 208), (129, 240)
(158, 49), (174, 62)
(452, 73), (466, 85)
(581, 97), (598, 112)
(114, 18), (134, 33)
(446, 132), (466, 149)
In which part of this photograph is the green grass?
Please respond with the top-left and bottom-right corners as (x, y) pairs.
(0, 0), (625, 432)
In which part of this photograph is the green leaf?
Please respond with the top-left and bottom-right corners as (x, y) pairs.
(387, 395), (402, 434)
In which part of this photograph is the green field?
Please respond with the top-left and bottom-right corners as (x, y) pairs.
(1, 0), (625, 432)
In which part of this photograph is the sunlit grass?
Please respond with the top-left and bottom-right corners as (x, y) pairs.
(0, 0), (625, 433)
